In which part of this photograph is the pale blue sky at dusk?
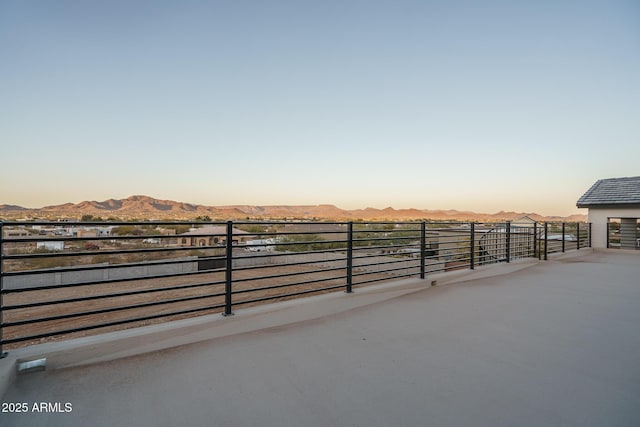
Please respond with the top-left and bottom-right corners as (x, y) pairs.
(1, 0), (639, 216)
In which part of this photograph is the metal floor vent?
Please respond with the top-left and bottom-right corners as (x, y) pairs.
(17, 358), (47, 373)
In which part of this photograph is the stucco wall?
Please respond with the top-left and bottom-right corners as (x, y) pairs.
(587, 207), (640, 248)
(4, 257), (199, 290)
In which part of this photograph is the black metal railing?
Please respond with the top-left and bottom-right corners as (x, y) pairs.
(0, 220), (590, 355)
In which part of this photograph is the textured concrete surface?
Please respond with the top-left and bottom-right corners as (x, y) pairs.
(2, 250), (639, 426)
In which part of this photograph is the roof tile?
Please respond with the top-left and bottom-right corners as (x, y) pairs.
(577, 176), (640, 207)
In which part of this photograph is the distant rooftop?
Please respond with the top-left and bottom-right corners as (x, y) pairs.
(577, 176), (640, 208)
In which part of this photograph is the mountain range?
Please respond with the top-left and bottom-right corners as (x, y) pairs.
(0, 195), (587, 222)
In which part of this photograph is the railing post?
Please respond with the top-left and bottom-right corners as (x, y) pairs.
(469, 222), (475, 270)
(576, 222), (580, 250)
(606, 222), (610, 248)
(224, 220), (234, 316)
(346, 222), (353, 293)
(505, 221), (511, 263)
(0, 221), (6, 358)
(561, 222), (566, 253)
(589, 223), (592, 248)
(420, 221), (426, 278)
(544, 222), (548, 260)
(533, 222), (538, 259)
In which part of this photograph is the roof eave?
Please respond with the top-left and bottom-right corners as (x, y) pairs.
(576, 203), (640, 209)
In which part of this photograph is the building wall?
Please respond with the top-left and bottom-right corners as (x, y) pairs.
(588, 207), (640, 248)
(77, 229), (98, 238)
(3, 229), (30, 237)
(4, 257), (199, 290)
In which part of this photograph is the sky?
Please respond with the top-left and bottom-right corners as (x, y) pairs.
(1, 0), (639, 216)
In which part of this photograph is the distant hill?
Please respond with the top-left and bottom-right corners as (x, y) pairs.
(0, 204), (30, 211)
(0, 195), (587, 222)
(35, 195), (246, 219)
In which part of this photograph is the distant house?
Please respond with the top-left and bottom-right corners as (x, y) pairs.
(76, 227), (113, 238)
(577, 176), (640, 249)
(177, 226), (250, 247)
(36, 241), (65, 251)
(2, 228), (30, 238)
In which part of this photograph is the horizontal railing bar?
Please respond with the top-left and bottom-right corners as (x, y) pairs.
(0, 233), (227, 244)
(355, 249), (427, 256)
(352, 265), (421, 277)
(0, 304), (226, 345)
(352, 251), (422, 260)
(2, 255), (218, 277)
(238, 247), (348, 259)
(232, 258), (348, 273)
(352, 236), (419, 243)
(423, 258), (447, 264)
(353, 272), (420, 286)
(1, 268), (227, 294)
(422, 259), (449, 265)
(3, 282), (227, 311)
(243, 238), (346, 246)
(2, 246), (227, 260)
(350, 247), (420, 254)
(232, 284), (347, 307)
(267, 239), (348, 247)
(353, 230), (422, 235)
(231, 265), (347, 284)
(232, 274), (347, 295)
(351, 247), (420, 255)
(352, 224), (424, 227)
(240, 230), (347, 238)
(354, 258), (422, 269)
(352, 241), (422, 249)
(233, 221), (349, 226)
(3, 292), (226, 327)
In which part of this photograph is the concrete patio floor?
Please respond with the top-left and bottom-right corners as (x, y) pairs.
(1, 249), (639, 426)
